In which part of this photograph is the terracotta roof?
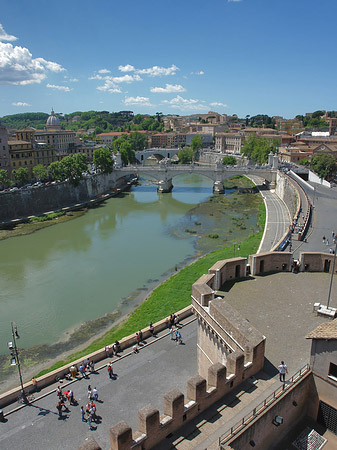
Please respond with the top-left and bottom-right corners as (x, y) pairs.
(306, 319), (337, 340)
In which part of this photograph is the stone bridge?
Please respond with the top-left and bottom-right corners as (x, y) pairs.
(114, 163), (277, 193)
(134, 148), (180, 163)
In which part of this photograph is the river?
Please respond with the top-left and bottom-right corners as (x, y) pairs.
(0, 174), (217, 355)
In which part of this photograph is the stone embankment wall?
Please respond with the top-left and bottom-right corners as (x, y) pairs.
(0, 172), (133, 222)
(275, 172), (299, 220)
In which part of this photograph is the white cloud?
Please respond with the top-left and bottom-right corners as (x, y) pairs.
(191, 71), (204, 75)
(35, 58), (64, 73)
(210, 102), (228, 108)
(162, 95), (208, 111)
(137, 64), (179, 77)
(123, 96), (153, 107)
(97, 82), (122, 93)
(46, 83), (70, 92)
(151, 83), (185, 93)
(12, 101), (31, 107)
(0, 24), (17, 42)
(98, 68), (110, 74)
(0, 42), (65, 85)
(111, 74), (142, 84)
(89, 74), (104, 80)
(118, 64), (135, 72)
(118, 63), (179, 77)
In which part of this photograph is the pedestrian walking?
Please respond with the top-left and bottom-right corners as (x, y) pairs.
(138, 329), (143, 342)
(170, 328), (174, 340)
(87, 413), (93, 430)
(56, 386), (62, 398)
(323, 235), (326, 243)
(278, 361), (288, 382)
(81, 406), (86, 422)
(105, 345), (110, 358)
(107, 363), (113, 379)
(133, 344), (139, 353)
(177, 331), (182, 344)
(89, 360), (95, 373)
(79, 364), (85, 378)
(174, 315), (180, 328)
(56, 401), (63, 418)
(68, 389), (74, 405)
(87, 385), (93, 400)
(136, 332), (140, 345)
(165, 317), (169, 328)
(149, 322), (154, 336)
(93, 387), (98, 401)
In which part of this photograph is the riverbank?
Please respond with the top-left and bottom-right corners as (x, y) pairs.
(0, 177), (265, 392)
(0, 209), (88, 241)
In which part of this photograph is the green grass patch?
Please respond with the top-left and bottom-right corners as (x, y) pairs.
(29, 211), (64, 222)
(36, 199), (265, 378)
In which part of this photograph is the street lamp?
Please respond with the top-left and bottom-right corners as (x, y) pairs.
(8, 322), (27, 403)
(327, 241), (337, 310)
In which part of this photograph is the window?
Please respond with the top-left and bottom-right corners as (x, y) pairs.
(328, 362), (337, 381)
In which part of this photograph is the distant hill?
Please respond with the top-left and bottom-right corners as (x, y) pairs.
(0, 111), (164, 133)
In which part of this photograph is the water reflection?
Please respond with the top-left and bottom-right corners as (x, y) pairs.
(0, 175), (213, 352)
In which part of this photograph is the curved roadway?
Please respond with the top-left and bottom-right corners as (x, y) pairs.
(248, 175), (290, 253)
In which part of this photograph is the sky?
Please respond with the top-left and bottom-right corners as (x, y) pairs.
(1, 0), (337, 119)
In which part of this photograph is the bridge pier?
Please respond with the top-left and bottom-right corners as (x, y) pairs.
(158, 178), (173, 193)
(213, 181), (224, 194)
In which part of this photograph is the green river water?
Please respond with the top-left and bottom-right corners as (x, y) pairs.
(0, 174), (259, 365)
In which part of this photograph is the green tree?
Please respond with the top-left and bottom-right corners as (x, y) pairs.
(93, 148), (114, 173)
(222, 155), (237, 166)
(191, 135), (203, 151)
(0, 169), (11, 187)
(12, 167), (29, 185)
(241, 134), (276, 164)
(48, 161), (65, 181)
(33, 164), (48, 181)
(61, 153), (88, 185)
(178, 147), (196, 164)
(310, 154), (337, 180)
(119, 141), (135, 165)
(128, 132), (148, 151)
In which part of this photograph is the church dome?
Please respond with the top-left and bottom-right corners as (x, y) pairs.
(46, 109), (61, 129)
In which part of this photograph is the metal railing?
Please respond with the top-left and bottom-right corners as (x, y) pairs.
(218, 364), (311, 447)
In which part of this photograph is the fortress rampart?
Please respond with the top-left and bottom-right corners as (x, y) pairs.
(96, 250), (337, 450)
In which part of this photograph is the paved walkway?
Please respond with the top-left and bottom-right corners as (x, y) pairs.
(0, 317), (197, 450)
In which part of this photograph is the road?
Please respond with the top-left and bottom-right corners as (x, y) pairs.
(288, 176), (337, 258)
(0, 319), (197, 450)
(248, 175), (290, 253)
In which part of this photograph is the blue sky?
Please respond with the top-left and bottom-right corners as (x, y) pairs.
(1, 0), (337, 119)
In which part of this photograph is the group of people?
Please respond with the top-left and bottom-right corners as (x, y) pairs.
(165, 313), (180, 329)
(81, 400), (97, 430)
(170, 328), (183, 344)
(56, 386), (76, 418)
(105, 340), (121, 358)
(77, 359), (95, 378)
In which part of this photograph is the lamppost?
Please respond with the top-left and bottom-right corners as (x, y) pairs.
(327, 241), (337, 310)
(8, 322), (27, 403)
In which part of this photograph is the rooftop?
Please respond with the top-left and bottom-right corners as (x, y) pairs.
(306, 318), (337, 340)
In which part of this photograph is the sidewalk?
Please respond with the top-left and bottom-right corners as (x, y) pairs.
(1, 314), (195, 418)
